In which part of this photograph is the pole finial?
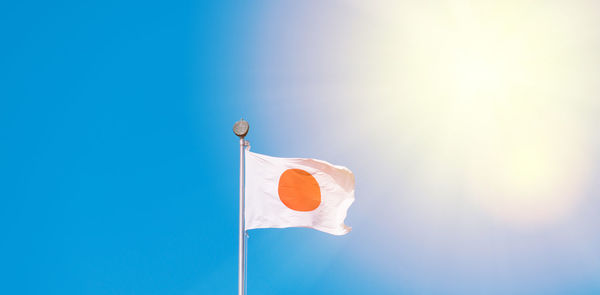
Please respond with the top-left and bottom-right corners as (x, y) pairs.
(233, 119), (249, 138)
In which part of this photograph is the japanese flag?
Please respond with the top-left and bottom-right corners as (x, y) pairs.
(244, 150), (354, 235)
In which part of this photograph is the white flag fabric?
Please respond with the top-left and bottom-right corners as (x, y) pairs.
(245, 150), (354, 235)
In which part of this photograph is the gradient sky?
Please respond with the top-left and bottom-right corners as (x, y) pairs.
(2, 1), (600, 295)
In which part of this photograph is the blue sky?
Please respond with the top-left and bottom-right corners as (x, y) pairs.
(2, 1), (600, 294)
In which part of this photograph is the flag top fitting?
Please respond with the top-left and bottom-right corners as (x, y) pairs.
(233, 119), (249, 138)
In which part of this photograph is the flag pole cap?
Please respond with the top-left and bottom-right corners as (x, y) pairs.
(233, 119), (249, 138)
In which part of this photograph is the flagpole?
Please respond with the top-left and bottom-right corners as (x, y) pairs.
(233, 119), (249, 295)
(238, 136), (245, 295)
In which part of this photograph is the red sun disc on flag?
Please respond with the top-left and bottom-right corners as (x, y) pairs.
(277, 169), (321, 211)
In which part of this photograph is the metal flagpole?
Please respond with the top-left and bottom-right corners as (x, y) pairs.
(233, 119), (249, 295)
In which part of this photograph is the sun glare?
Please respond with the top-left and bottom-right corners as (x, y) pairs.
(354, 0), (596, 227)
